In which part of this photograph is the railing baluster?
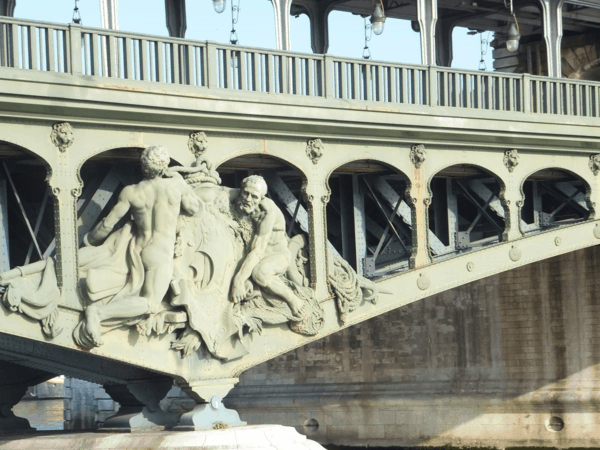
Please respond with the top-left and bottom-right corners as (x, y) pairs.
(292, 56), (299, 95)
(138, 39), (148, 81)
(376, 64), (384, 102)
(30, 26), (38, 70)
(364, 63), (371, 101)
(338, 61), (347, 100)
(306, 58), (314, 96)
(46, 28), (55, 71)
(21, 25), (29, 69)
(170, 43), (179, 84)
(123, 37), (132, 79)
(575, 83), (582, 116)
(155, 41), (164, 83)
(91, 33), (100, 76)
(390, 66), (397, 104)
(266, 54), (274, 93)
(238, 50), (246, 90)
(506, 77), (513, 111)
(11, 23), (19, 68)
(184, 44), (193, 85)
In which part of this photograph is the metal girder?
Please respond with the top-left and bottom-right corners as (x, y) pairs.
(0, 172), (8, 272)
(3, 162), (42, 260)
(371, 177), (446, 255)
(352, 174), (366, 275)
(24, 189), (49, 265)
(454, 180), (504, 232)
(467, 180), (529, 230)
(554, 181), (588, 209)
(76, 169), (121, 246)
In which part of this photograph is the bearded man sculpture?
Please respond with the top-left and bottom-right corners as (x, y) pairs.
(229, 175), (305, 317)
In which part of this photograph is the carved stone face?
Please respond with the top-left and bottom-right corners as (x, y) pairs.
(237, 184), (264, 215)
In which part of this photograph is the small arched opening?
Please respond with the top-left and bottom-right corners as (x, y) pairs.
(520, 168), (591, 233)
(327, 159), (411, 279)
(0, 141), (52, 270)
(429, 164), (506, 257)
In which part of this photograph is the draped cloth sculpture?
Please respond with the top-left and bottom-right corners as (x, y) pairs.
(0, 147), (324, 361)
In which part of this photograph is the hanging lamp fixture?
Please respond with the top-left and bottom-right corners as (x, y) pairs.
(229, 0), (240, 44)
(363, 17), (372, 59)
(370, 0), (386, 36)
(213, 0), (226, 14)
(72, 0), (82, 24)
(505, 0), (520, 52)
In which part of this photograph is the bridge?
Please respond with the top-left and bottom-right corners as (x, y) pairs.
(0, 10), (599, 448)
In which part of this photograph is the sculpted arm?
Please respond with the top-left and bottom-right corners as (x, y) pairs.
(231, 200), (277, 302)
(178, 177), (200, 216)
(85, 187), (133, 246)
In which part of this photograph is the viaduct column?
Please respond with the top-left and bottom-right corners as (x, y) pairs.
(539, 0), (565, 78)
(272, 0), (293, 51)
(165, 0), (187, 38)
(417, 0), (438, 66)
(0, 0), (15, 16)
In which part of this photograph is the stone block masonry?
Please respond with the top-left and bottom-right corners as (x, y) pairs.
(225, 246), (600, 448)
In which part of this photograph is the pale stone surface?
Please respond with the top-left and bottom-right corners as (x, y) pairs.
(0, 425), (325, 449)
(221, 247), (600, 448)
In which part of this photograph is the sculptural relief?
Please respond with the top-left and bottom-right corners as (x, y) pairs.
(0, 145), (324, 361)
(51, 122), (74, 152)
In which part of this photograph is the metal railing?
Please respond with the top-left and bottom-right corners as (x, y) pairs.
(1, 16), (600, 118)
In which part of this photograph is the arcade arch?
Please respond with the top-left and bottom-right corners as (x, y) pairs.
(326, 159), (411, 279)
(520, 167), (591, 233)
(0, 141), (53, 270)
(428, 164), (507, 257)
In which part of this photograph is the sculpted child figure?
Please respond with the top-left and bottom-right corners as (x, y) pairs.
(82, 145), (200, 346)
(229, 175), (305, 317)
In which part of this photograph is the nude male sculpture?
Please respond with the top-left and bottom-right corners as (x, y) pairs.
(83, 145), (199, 346)
(229, 175), (305, 317)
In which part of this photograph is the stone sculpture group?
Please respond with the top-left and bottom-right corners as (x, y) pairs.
(0, 146), (324, 361)
(0, 144), (388, 363)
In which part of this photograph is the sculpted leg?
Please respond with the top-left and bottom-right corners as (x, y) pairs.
(140, 266), (173, 314)
(252, 254), (304, 316)
(85, 297), (150, 346)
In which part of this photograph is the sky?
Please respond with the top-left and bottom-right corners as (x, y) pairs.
(14, 0), (494, 71)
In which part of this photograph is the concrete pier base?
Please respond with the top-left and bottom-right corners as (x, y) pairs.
(0, 425), (325, 449)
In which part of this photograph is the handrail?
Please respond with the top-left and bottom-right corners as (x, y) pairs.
(1, 16), (599, 118)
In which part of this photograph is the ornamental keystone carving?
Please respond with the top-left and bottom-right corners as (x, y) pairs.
(0, 146), (325, 360)
(589, 154), (600, 176)
(409, 144), (426, 168)
(50, 122), (74, 152)
(503, 149), (519, 173)
(306, 139), (324, 165)
(188, 131), (208, 158)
